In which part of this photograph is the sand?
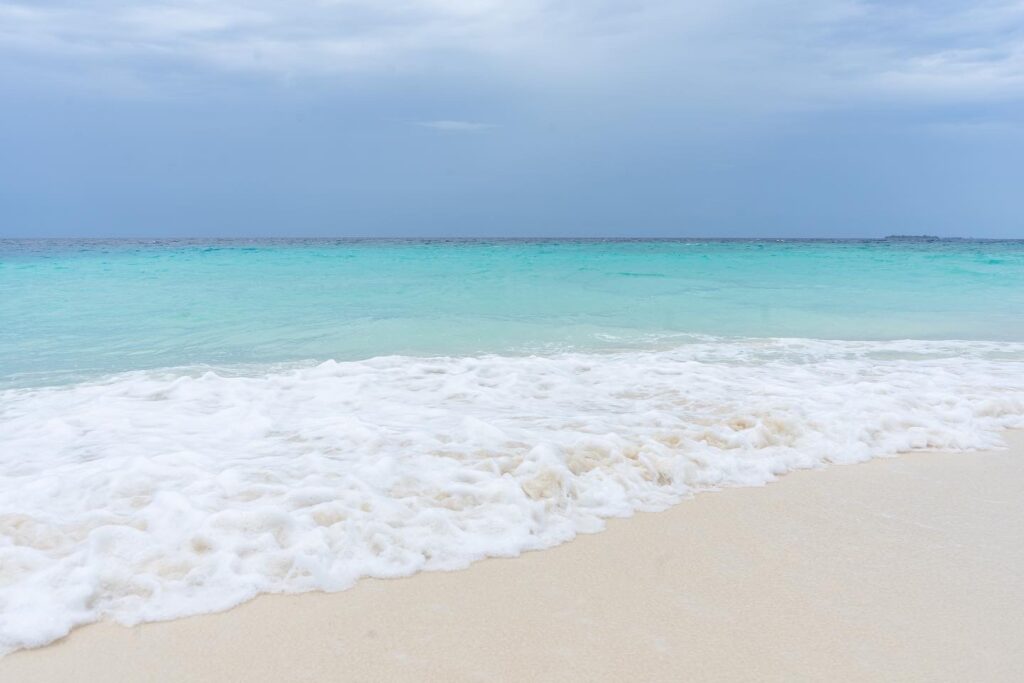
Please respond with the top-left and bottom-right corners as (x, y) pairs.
(3, 432), (1023, 682)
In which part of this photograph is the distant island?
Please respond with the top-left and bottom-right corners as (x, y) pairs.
(885, 235), (941, 241)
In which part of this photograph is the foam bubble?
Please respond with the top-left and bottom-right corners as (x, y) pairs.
(2, 338), (1023, 654)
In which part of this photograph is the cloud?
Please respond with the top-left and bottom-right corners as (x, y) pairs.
(923, 117), (1024, 139)
(0, 0), (1022, 108)
(416, 120), (496, 131)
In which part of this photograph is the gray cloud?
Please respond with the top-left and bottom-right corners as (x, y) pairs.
(0, 1), (1022, 106)
(417, 120), (496, 131)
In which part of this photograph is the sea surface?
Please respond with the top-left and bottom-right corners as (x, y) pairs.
(2, 238), (1024, 654)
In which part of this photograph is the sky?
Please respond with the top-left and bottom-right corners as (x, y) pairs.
(1, 0), (1022, 238)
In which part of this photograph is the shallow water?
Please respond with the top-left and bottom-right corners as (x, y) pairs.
(3, 238), (1023, 387)
(2, 239), (1023, 655)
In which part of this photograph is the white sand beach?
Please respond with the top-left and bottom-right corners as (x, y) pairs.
(4, 432), (1022, 682)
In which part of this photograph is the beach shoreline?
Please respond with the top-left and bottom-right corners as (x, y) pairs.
(4, 432), (1023, 682)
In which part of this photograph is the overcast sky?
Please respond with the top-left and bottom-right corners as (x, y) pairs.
(1, 0), (1022, 237)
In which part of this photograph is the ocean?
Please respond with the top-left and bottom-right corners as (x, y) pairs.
(2, 238), (1024, 654)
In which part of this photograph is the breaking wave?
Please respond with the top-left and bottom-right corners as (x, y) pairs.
(2, 338), (1023, 654)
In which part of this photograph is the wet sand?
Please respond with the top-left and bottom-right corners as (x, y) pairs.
(4, 432), (1023, 682)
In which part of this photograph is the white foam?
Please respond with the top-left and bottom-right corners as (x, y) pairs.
(2, 338), (1023, 655)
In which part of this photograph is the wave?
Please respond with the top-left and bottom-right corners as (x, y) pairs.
(2, 338), (1024, 655)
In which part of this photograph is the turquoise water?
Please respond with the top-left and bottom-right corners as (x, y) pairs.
(3, 237), (1024, 654)
(2, 238), (1023, 387)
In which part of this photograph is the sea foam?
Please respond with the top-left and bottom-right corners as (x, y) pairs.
(1, 338), (1023, 655)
